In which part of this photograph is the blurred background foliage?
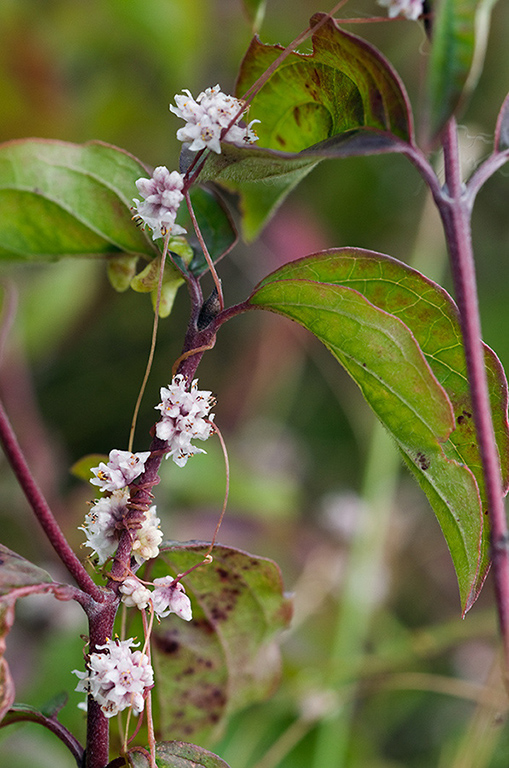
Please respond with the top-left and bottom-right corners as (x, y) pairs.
(1, 0), (509, 766)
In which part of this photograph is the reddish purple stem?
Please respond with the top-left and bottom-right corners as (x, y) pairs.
(440, 121), (509, 661)
(0, 400), (105, 603)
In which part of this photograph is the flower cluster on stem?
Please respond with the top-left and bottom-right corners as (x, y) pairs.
(171, 84), (260, 154)
(377, 0), (423, 19)
(74, 638), (154, 718)
(120, 574), (193, 621)
(132, 166), (187, 241)
(155, 374), (216, 466)
(90, 449), (150, 492)
(82, 450), (163, 566)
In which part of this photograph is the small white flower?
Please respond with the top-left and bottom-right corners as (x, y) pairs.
(155, 375), (215, 466)
(152, 577), (192, 621)
(120, 577), (153, 610)
(131, 505), (163, 564)
(73, 637), (154, 718)
(80, 489), (162, 566)
(90, 449), (151, 492)
(377, 0), (423, 20)
(133, 166), (187, 241)
(170, 84), (259, 154)
(80, 489), (129, 565)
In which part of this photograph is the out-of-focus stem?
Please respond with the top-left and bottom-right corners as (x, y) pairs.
(0, 399), (104, 603)
(311, 421), (400, 767)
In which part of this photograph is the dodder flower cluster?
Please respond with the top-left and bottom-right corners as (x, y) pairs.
(90, 449), (151, 492)
(132, 167), (186, 241)
(74, 638), (154, 718)
(132, 84), (260, 240)
(82, 450), (163, 566)
(171, 84), (260, 154)
(76, 84), (228, 722)
(120, 575), (193, 621)
(377, 0), (423, 19)
(155, 375), (216, 466)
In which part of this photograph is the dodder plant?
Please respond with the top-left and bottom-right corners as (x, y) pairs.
(1, 1), (509, 766)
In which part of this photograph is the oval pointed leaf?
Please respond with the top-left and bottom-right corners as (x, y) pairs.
(128, 742), (231, 768)
(249, 249), (509, 611)
(150, 542), (292, 743)
(196, 145), (320, 243)
(237, 12), (413, 151)
(0, 139), (156, 261)
(197, 13), (413, 241)
(427, 0), (499, 138)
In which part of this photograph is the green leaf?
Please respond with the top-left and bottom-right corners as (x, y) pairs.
(70, 453), (107, 483)
(427, 0), (499, 138)
(196, 145), (321, 244)
(197, 12), (413, 240)
(128, 741), (231, 768)
(0, 139), (156, 261)
(107, 255), (139, 292)
(150, 542), (292, 743)
(238, 13), (412, 150)
(130, 256), (185, 318)
(249, 249), (509, 612)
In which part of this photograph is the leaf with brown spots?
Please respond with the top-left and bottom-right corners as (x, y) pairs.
(149, 543), (292, 744)
(128, 741), (231, 768)
(197, 13), (413, 241)
(238, 13), (412, 152)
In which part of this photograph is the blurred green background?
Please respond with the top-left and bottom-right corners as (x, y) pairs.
(1, 1), (509, 766)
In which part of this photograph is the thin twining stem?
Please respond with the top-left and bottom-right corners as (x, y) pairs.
(0, 400), (104, 603)
(184, 190), (224, 310)
(141, 608), (157, 768)
(128, 231), (171, 453)
(203, 422), (230, 559)
(172, 342), (216, 378)
(240, 1), (350, 105)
